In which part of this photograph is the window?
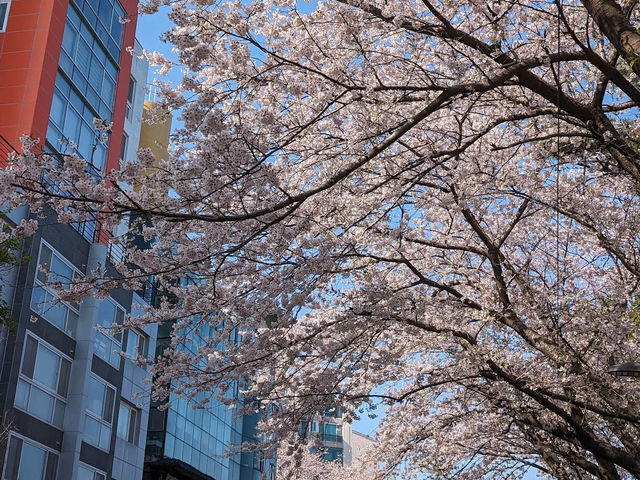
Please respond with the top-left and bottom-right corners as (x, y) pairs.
(30, 242), (81, 337)
(0, 1), (10, 33)
(322, 447), (343, 463)
(46, 73), (110, 173)
(94, 298), (124, 368)
(78, 463), (106, 480)
(125, 328), (148, 360)
(14, 334), (71, 428)
(322, 423), (342, 443)
(2, 433), (59, 479)
(84, 375), (115, 451)
(117, 400), (139, 444)
(126, 77), (135, 119)
(119, 132), (128, 169)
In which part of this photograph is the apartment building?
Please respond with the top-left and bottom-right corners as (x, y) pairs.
(0, 1), (155, 479)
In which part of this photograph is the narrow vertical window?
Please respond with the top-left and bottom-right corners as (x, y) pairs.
(0, 2), (11, 33)
(126, 77), (135, 119)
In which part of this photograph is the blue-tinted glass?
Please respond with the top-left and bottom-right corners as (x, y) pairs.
(18, 442), (46, 480)
(28, 385), (54, 421)
(33, 345), (59, 391)
(85, 87), (99, 112)
(68, 89), (84, 113)
(89, 57), (104, 90)
(94, 331), (110, 361)
(94, 22), (108, 47)
(79, 22), (93, 44)
(59, 51), (73, 75)
(77, 124), (93, 159)
(63, 107), (80, 141)
(71, 68), (87, 94)
(55, 75), (70, 96)
(82, 2), (97, 28)
(99, 424), (110, 449)
(101, 76), (115, 105)
(15, 379), (30, 410)
(106, 61), (117, 82)
(84, 415), (101, 446)
(62, 23), (77, 55)
(50, 255), (73, 285)
(107, 39), (119, 62)
(50, 91), (65, 128)
(75, 38), (91, 73)
(98, 0), (111, 26)
(110, 15), (122, 45)
(68, 5), (81, 28)
(53, 400), (65, 427)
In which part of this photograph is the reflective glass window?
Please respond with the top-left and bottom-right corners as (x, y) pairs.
(84, 376), (115, 451)
(14, 335), (71, 429)
(30, 242), (80, 337)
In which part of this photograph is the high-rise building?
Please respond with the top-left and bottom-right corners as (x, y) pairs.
(300, 407), (353, 464)
(0, 2), (156, 479)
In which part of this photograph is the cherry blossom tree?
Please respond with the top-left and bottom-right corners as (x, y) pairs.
(2, 0), (640, 478)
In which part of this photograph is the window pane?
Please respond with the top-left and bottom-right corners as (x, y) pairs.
(44, 299), (67, 331)
(28, 385), (54, 421)
(62, 22), (77, 55)
(5, 437), (22, 480)
(99, 424), (111, 450)
(53, 399), (65, 428)
(84, 415), (101, 447)
(57, 358), (71, 396)
(21, 336), (37, 378)
(117, 403), (129, 439)
(77, 465), (94, 480)
(14, 379), (29, 410)
(76, 38), (91, 73)
(103, 386), (114, 422)
(50, 91), (66, 128)
(66, 308), (78, 336)
(18, 442), (46, 480)
(63, 108), (81, 143)
(33, 344), (59, 391)
(50, 255), (73, 287)
(86, 376), (105, 416)
(102, 77), (115, 107)
(125, 330), (138, 357)
(45, 453), (58, 479)
(37, 245), (52, 283)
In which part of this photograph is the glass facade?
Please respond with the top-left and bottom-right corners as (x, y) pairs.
(146, 321), (276, 480)
(30, 242), (81, 337)
(147, 322), (245, 479)
(46, 0), (125, 174)
(14, 334), (71, 429)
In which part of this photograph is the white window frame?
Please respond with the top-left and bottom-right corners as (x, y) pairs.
(1, 431), (59, 480)
(94, 298), (125, 368)
(125, 328), (148, 361)
(14, 333), (72, 429)
(0, 1), (11, 33)
(30, 240), (81, 337)
(78, 462), (106, 480)
(84, 375), (116, 452)
(116, 400), (139, 444)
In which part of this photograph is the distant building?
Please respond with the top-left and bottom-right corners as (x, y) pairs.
(300, 407), (352, 464)
(143, 321), (277, 480)
(299, 408), (376, 469)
